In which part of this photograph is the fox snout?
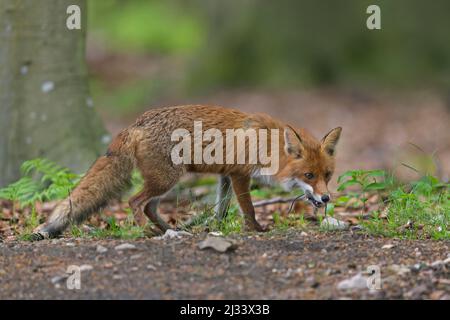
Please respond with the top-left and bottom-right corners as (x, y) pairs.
(321, 194), (330, 203)
(303, 180), (331, 208)
(305, 190), (330, 208)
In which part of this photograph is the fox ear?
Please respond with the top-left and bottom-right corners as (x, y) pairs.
(321, 127), (342, 156)
(284, 125), (304, 158)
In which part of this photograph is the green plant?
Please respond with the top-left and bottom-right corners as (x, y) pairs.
(325, 203), (335, 217)
(0, 158), (80, 210)
(337, 169), (394, 210)
(336, 168), (449, 239)
(182, 203), (244, 235)
(371, 175), (449, 239)
(209, 205), (243, 235)
(70, 210), (146, 240)
(273, 212), (308, 231)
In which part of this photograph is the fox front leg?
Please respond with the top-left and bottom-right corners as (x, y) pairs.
(214, 175), (232, 221)
(230, 174), (265, 232)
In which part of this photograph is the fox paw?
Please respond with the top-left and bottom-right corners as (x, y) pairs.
(30, 224), (52, 241)
(29, 231), (49, 242)
(245, 223), (268, 233)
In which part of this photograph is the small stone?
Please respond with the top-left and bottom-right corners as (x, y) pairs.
(154, 229), (192, 240)
(66, 242), (75, 247)
(80, 264), (93, 272)
(284, 268), (293, 278)
(411, 262), (427, 272)
(96, 245), (108, 253)
(198, 236), (237, 253)
(146, 264), (157, 271)
(382, 244), (395, 249)
(337, 273), (368, 290)
(306, 276), (320, 288)
(430, 260), (444, 268)
(350, 225), (364, 231)
(20, 65), (28, 75)
(51, 275), (67, 284)
(114, 243), (136, 251)
(300, 231), (308, 236)
(41, 81), (54, 93)
(130, 254), (142, 260)
(113, 275), (124, 280)
(388, 264), (410, 276)
(321, 217), (349, 231)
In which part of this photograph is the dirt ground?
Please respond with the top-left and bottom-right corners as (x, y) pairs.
(1, 230), (448, 300)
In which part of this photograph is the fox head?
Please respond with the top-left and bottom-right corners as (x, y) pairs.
(276, 126), (342, 208)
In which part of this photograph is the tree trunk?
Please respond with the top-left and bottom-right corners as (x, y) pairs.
(0, 0), (108, 187)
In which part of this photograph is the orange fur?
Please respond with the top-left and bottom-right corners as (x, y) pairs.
(34, 105), (341, 238)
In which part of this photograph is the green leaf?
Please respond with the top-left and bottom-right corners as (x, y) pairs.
(336, 196), (350, 205)
(337, 170), (359, 184)
(337, 179), (361, 191)
(325, 203), (335, 216)
(364, 182), (387, 191)
(365, 170), (386, 177)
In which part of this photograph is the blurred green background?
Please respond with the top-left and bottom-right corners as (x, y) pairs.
(87, 0), (450, 118)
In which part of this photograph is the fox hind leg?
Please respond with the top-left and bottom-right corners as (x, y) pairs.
(128, 190), (151, 227)
(129, 164), (184, 232)
(143, 197), (172, 232)
(129, 188), (172, 232)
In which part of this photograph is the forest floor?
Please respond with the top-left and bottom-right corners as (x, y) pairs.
(1, 88), (449, 299)
(1, 229), (449, 300)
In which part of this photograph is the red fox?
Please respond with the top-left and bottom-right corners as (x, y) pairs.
(32, 105), (341, 239)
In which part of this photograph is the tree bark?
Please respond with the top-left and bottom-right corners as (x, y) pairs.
(0, 0), (107, 187)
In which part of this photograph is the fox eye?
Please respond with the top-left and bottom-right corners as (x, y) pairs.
(304, 172), (314, 180)
(325, 171), (332, 181)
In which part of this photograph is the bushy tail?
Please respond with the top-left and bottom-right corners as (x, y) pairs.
(33, 132), (135, 239)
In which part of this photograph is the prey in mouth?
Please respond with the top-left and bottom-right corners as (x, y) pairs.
(283, 178), (331, 213)
(305, 191), (326, 208)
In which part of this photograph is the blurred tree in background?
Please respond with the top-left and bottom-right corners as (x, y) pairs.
(0, 0), (107, 186)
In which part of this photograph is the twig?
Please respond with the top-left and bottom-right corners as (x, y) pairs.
(253, 195), (306, 208)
